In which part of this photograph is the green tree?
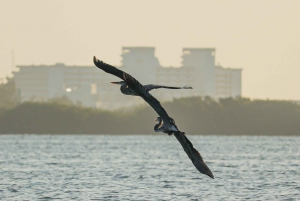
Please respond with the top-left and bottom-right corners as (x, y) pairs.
(48, 95), (74, 106)
(0, 77), (20, 109)
(1, 96), (300, 135)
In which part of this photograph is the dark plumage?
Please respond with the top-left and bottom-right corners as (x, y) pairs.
(93, 56), (214, 179)
(93, 56), (187, 134)
(154, 116), (178, 135)
(154, 116), (214, 179)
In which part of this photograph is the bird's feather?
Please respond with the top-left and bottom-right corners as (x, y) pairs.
(140, 92), (172, 127)
(144, 84), (192, 92)
(93, 56), (124, 80)
(174, 132), (214, 179)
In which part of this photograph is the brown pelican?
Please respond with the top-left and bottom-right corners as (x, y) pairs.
(93, 56), (214, 179)
(93, 56), (189, 135)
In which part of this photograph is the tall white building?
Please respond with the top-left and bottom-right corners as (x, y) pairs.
(13, 47), (242, 110)
(215, 66), (242, 98)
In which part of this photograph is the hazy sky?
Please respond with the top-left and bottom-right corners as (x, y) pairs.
(1, 0), (300, 100)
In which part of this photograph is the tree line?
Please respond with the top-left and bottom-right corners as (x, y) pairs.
(1, 79), (300, 135)
(0, 97), (300, 135)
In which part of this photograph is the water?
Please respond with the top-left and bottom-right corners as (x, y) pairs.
(0, 135), (299, 200)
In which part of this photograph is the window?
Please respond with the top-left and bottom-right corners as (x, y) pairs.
(91, 83), (97, 94)
(183, 50), (190, 55)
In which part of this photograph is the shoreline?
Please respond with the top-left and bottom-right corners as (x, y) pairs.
(0, 133), (299, 136)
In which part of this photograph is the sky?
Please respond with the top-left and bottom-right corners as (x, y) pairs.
(0, 0), (300, 100)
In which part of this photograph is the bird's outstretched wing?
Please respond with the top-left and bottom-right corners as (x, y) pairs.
(93, 56), (144, 91)
(94, 56), (127, 80)
(144, 84), (193, 92)
(140, 91), (174, 128)
(174, 131), (214, 179)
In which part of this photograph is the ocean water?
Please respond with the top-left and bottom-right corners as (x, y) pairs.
(0, 135), (299, 201)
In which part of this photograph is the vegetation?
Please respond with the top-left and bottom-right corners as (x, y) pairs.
(0, 96), (300, 135)
(0, 78), (20, 109)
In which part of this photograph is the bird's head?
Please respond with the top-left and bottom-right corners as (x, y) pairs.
(111, 81), (126, 85)
(154, 117), (162, 122)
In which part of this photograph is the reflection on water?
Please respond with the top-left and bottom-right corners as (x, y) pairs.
(0, 135), (299, 200)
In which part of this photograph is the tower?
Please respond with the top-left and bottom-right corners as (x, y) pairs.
(121, 47), (160, 84)
(181, 48), (216, 97)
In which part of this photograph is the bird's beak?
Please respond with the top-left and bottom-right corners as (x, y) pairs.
(154, 118), (158, 121)
(111, 81), (123, 85)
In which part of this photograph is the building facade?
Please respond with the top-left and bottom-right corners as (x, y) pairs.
(14, 47), (242, 110)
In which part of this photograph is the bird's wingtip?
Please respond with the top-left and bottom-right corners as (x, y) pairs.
(93, 56), (102, 66)
(183, 85), (193, 89)
(207, 171), (214, 179)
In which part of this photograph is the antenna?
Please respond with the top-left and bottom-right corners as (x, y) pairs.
(11, 49), (15, 75)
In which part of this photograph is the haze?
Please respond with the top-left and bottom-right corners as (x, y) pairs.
(1, 0), (300, 100)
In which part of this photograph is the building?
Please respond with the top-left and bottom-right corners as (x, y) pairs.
(13, 63), (129, 109)
(13, 47), (242, 110)
(0, 77), (5, 84)
(215, 66), (242, 98)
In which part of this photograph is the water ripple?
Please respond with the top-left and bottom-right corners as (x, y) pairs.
(0, 135), (299, 200)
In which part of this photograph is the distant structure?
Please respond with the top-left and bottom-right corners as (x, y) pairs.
(0, 77), (4, 84)
(13, 47), (242, 110)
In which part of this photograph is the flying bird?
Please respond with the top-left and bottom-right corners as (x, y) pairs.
(93, 56), (189, 135)
(93, 56), (214, 179)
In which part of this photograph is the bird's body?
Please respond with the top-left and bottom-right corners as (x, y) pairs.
(154, 116), (178, 135)
(119, 83), (138, 96)
(93, 56), (214, 179)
